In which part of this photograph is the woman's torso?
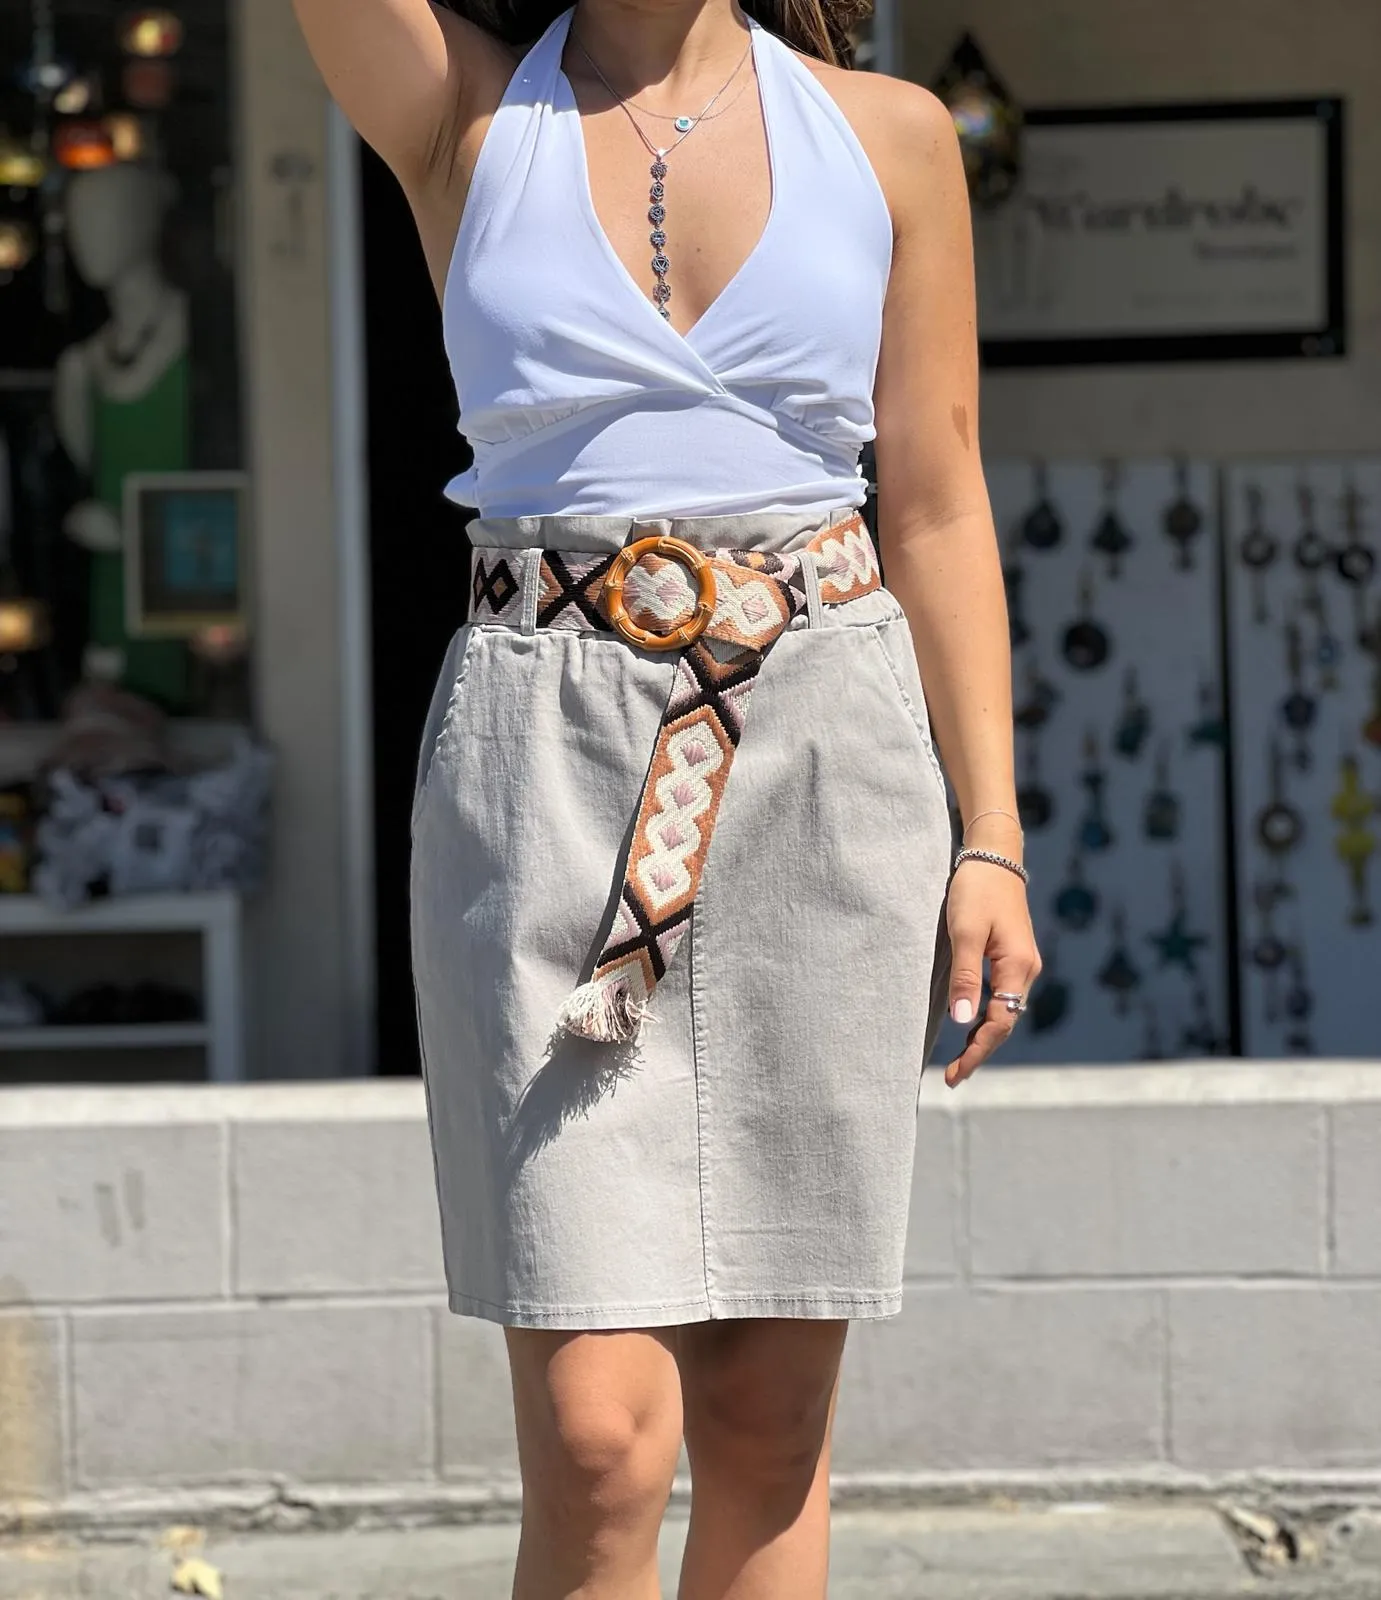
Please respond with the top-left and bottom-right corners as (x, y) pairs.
(435, 7), (893, 520)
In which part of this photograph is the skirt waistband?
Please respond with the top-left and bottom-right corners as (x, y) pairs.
(469, 516), (881, 639)
(465, 504), (865, 557)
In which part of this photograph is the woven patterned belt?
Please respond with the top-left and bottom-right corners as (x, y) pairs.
(469, 514), (882, 1043)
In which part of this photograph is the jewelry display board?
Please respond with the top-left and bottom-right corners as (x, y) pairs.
(933, 458), (1232, 1067)
(1223, 459), (1381, 1057)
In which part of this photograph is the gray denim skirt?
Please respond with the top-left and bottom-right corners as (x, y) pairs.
(410, 507), (953, 1329)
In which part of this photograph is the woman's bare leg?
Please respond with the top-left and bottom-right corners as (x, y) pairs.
(506, 1327), (684, 1600)
(675, 1320), (847, 1600)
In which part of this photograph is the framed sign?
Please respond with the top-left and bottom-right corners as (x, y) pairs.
(976, 99), (1345, 367)
(123, 471), (250, 638)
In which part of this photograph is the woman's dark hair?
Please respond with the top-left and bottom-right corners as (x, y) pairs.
(438, 0), (871, 67)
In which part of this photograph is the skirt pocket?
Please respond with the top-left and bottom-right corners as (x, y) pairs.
(867, 615), (949, 806)
(412, 624), (482, 836)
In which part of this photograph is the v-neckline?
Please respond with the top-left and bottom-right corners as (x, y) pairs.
(556, 9), (779, 353)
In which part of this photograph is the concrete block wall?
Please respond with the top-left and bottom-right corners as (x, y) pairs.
(2, 1065), (1380, 1517)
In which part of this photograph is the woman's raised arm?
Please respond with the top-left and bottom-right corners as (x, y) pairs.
(291, 0), (504, 185)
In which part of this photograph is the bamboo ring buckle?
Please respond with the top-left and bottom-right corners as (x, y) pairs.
(601, 534), (717, 652)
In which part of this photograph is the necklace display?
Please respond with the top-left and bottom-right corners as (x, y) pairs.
(571, 29), (753, 321)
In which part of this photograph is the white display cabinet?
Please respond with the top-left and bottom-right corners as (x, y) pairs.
(0, 890), (245, 1082)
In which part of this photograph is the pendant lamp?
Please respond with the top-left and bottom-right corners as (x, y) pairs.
(104, 112), (147, 163)
(119, 9), (185, 58)
(933, 33), (1024, 209)
(54, 119), (117, 171)
(0, 132), (46, 189)
(0, 219), (37, 276)
(54, 73), (97, 117)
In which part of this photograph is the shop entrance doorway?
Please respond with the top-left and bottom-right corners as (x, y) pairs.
(361, 145), (472, 1076)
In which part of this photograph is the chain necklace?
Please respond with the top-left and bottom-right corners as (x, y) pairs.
(609, 72), (752, 123)
(570, 28), (753, 320)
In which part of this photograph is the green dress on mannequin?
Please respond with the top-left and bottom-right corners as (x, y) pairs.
(57, 161), (195, 712)
(87, 351), (191, 708)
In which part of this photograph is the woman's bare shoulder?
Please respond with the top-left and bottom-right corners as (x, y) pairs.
(794, 54), (961, 219)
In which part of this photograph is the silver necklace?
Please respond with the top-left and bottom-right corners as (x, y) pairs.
(571, 29), (752, 320)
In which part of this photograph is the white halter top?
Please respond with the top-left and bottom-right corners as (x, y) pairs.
(442, 7), (892, 519)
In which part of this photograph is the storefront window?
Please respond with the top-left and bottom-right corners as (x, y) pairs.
(1, 1), (261, 1086)
(0, 0), (242, 722)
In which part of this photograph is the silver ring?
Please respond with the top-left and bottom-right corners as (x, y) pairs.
(993, 990), (1028, 1016)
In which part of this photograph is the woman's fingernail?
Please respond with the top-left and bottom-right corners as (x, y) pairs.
(953, 998), (975, 1025)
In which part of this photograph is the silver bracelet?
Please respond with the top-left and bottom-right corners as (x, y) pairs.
(953, 846), (1030, 886)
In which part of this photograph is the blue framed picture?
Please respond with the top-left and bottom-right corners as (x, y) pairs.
(123, 472), (250, 638)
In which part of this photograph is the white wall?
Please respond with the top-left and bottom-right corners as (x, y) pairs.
(904, 0), (1381, 457)
(6, 1067), (1381, 1508)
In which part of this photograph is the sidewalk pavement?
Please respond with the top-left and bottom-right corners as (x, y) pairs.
(3, 1504), (1377, 1600)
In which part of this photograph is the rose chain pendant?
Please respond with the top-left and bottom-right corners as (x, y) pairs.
(649, 151), (671, 317)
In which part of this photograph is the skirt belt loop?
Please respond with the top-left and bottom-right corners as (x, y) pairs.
(800, 551), (824, 630)
(519, 548), (543, 636)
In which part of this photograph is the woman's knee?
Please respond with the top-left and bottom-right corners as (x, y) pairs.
(681, 1322), (845, 1488)
(508, 1330), (683, 1525)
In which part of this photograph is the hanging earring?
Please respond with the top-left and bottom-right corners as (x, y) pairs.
(1112, 665), (1151, 760)
(1282, 938), (1314, 1055)
(1180, 980), (1226, 1057)
(1279, 617), (1317, 773)
(1013, 653), (1061, 731)
(1335, 477), (1376, 649)
(1053, 850), (1099, 931)
(1163, 457), (1204, 572)
(1249, 875), (1291, 1029)
(1028, 935), (1071, 1034)
(1090, 459), (1134, 580)
(1062, 569), (1111, 671)
(1330, 751), (1377, 928)
(1186, 669), (1227, 750)
(1097, 906), (1142, 1017)
(1016, 732), (1055, 832)
(1021, 460), (1063, 551)
(1239, 482), (1278, 627)
(1301, 572), (1342, 692)
(1249, 876), (1291, 976)
(1077, 729), (1114, 852)
(1256, 737), (1304, 886)
(1143, 740), (1181, 842)
(1147, 860), (1208, 974)
(1292, 478), (1332, 574)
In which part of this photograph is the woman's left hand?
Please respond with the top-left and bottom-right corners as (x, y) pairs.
(943, 856), (1041, 1088)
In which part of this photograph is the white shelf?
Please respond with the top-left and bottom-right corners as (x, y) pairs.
(0, 892), (245, 1081)
(0, 891), (239, 935)
(0, 1023), (209, 1052)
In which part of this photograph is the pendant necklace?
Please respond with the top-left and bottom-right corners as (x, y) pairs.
(1077, 728), (1114, 853)
(1089, 459), (1134, 580)
(1021, 460), (1063, 551)
(1163, 457), (1204, 572)
(1028, 935), (1071, 1034)
(1239, 482), (1278, 626)
(572, 29), (753, 321)
(1013, 653), (1060, 731)
(1112, 665), (1151, 760)
(1143, 739), (1182, 843)
(1278, 617), (1317, 773)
